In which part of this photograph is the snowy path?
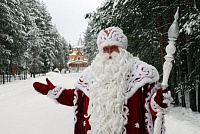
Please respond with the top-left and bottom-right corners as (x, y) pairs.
(0, 73), (78, 134)
(165, 107), (200, 134)
(0, 72), (200, 134)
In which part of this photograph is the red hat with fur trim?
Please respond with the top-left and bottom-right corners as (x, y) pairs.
(97, 26), (128, 51)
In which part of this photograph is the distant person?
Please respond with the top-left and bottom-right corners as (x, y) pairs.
(68, 67), (72, 73)
(33, 27), (172, 134)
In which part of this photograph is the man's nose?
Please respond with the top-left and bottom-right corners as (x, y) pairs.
(108, 48), (112, 54)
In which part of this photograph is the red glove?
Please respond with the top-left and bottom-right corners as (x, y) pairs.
(33, 78), (55, 95)
(154, 88), (172, 108)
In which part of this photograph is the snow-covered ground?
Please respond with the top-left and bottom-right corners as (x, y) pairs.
(165, 107), (200, 134)
(0, 72), (200, 134)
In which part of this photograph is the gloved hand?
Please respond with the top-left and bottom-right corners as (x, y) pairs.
(154, 89), (173, 108)
(33, 78), (55, 95)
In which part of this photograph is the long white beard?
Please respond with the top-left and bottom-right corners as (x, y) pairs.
(88, 48), (134, 134)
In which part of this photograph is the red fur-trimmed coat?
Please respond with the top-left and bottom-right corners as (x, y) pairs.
(53, 60), (165, 134)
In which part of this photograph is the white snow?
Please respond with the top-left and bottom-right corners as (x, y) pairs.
(165, 107), (200, 134)
(0, 72), (79, 134)
(0, 72), (200, 134)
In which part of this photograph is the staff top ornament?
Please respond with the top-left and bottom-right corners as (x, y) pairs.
(168, 7), (179, 40)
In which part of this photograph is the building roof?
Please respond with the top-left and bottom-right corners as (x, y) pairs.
(69, 53), (77, 56)
(67, 60), (87, 65)
(73, 36), (83, 48)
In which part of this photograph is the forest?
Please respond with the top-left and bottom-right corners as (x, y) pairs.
(83, 0), (200, 112)
(0, 0), (69, 79)
(0, 0), (200, 112)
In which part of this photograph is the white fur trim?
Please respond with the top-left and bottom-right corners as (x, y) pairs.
(73, 88), (78, 125)
(126, 59), (159, 99)
(150, 93), (160, 113)
(100, 40), (126, 50)
(144, 84), (158, 134)
(74, 67), (91, 97)
(150, 91), (171, 114)
(47, 86), (65, 103)
(144, 84), (167, 134)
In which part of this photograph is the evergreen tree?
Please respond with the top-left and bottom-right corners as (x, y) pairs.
(83, 21), (98, 65)
(0, 0), (69, 77)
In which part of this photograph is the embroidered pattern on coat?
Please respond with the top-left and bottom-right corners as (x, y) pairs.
(135, 123), (140, 128)
(144, 84), (157, 134)
(126, 60), (159, 99)
(74, 67), (91, 97)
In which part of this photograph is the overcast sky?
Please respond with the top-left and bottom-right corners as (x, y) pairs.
(40, 0), (103, 45)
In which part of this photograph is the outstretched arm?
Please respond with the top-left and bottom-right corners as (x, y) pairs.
(33, 78), (79, 106)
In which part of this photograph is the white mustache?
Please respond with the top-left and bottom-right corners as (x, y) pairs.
(102, 51), (120, 60)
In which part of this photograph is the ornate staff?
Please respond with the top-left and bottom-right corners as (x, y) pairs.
(154, 7), (179, 134)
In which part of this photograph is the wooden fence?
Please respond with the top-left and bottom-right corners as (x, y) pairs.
(0, 74), (27, 85)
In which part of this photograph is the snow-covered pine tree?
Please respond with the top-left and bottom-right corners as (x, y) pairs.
(0, 0), (18, 74)
(178, 0), (200, 111)
(21, 0), (44, 77)
(83, 21), (98, 65)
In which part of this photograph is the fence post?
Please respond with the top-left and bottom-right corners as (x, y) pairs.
(7, 73), (8, 83)
(9, 75), (11, 82)
(3, 72), (5, 84)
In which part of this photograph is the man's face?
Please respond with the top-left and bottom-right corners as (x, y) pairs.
(103, 45), (119, 59)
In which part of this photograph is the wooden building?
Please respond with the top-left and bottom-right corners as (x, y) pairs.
(67, 37), (88, 72)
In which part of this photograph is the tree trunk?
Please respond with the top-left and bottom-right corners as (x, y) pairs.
(181, 88), (186, 107)
(171, 66), (179, 105)
(33, 71), (35, 78)
(178, 59), (186, 107)
(187, 37), (197, 111)
(190, 87), (197, 111)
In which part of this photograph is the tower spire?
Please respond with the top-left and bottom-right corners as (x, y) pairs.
(76, 35), (83, 46)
